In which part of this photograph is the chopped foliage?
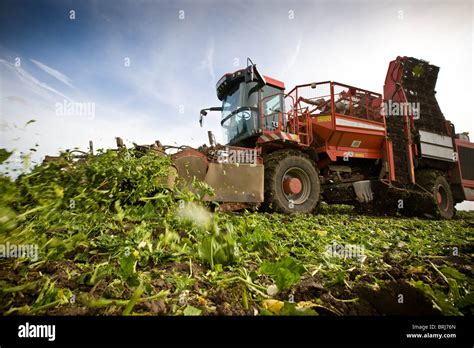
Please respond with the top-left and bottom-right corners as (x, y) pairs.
(0, 147), (472, 316)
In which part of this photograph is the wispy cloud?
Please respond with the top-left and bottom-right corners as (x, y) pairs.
(30, 59), (73, 88)
(280, 37), (302, 79)
(200, 40), (215, 83)
(287, 37), (302, 71)
(0, 59), (72, 102)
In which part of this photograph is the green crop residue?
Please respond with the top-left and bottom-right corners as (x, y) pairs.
(0, 147), (472, 316)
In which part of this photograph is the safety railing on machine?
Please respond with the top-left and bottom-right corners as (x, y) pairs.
(258, 81), (384, 147)
(285, 81), (384, 126)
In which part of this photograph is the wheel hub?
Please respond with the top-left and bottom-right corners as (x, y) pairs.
(436, 185), (448, 211)
(283, 177), (303, 195)
(281, 167), (311, 205)
(437, 191), (443, 204)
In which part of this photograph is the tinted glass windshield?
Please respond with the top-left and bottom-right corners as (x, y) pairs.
(261, 86), (285, 131)
(222, 84), (242, 119)
(220, 82), (284, 145)
(221, 82), (259, 144)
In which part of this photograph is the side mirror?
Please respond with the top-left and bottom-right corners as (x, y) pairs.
(199, 107), (222, 127)
(199, 110), (207, 127)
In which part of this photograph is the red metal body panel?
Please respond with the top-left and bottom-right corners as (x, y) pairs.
(383, 57), (417, 184)
(256, 81), (396, 177)
(263, 75), (285, 89)
(257, 131), (300, 144)
(283, 81), (388, 166)
(385, 139), (396, 181)
(454, 138), (474, 190)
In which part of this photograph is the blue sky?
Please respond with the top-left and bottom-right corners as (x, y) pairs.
(0, 0), (473, 209)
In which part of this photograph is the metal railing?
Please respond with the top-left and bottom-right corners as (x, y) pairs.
(258, 81), (384, 146)
(286, 81), (384, 124)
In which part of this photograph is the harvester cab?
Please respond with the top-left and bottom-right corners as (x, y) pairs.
(199, 58), (286, 148)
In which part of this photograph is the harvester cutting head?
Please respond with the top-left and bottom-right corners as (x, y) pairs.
(171, 144), (264, 207)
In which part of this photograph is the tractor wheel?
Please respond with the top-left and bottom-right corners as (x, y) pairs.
(415, 170), (454, 219)
(263, 150), (320, 214)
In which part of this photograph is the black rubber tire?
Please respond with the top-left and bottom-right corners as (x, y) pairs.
(415, 170), (454, 219)
(263, 150), (320, 214)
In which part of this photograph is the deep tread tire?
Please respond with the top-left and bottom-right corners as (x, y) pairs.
(415, 170), (454, 219)
(263, 150), (320, 214)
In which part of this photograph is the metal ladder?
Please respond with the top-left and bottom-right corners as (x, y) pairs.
(292, 108), (313, 146)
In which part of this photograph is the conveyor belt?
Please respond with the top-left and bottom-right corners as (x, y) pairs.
(386, 115), (410, 183)
(401, 57), (448, 135)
